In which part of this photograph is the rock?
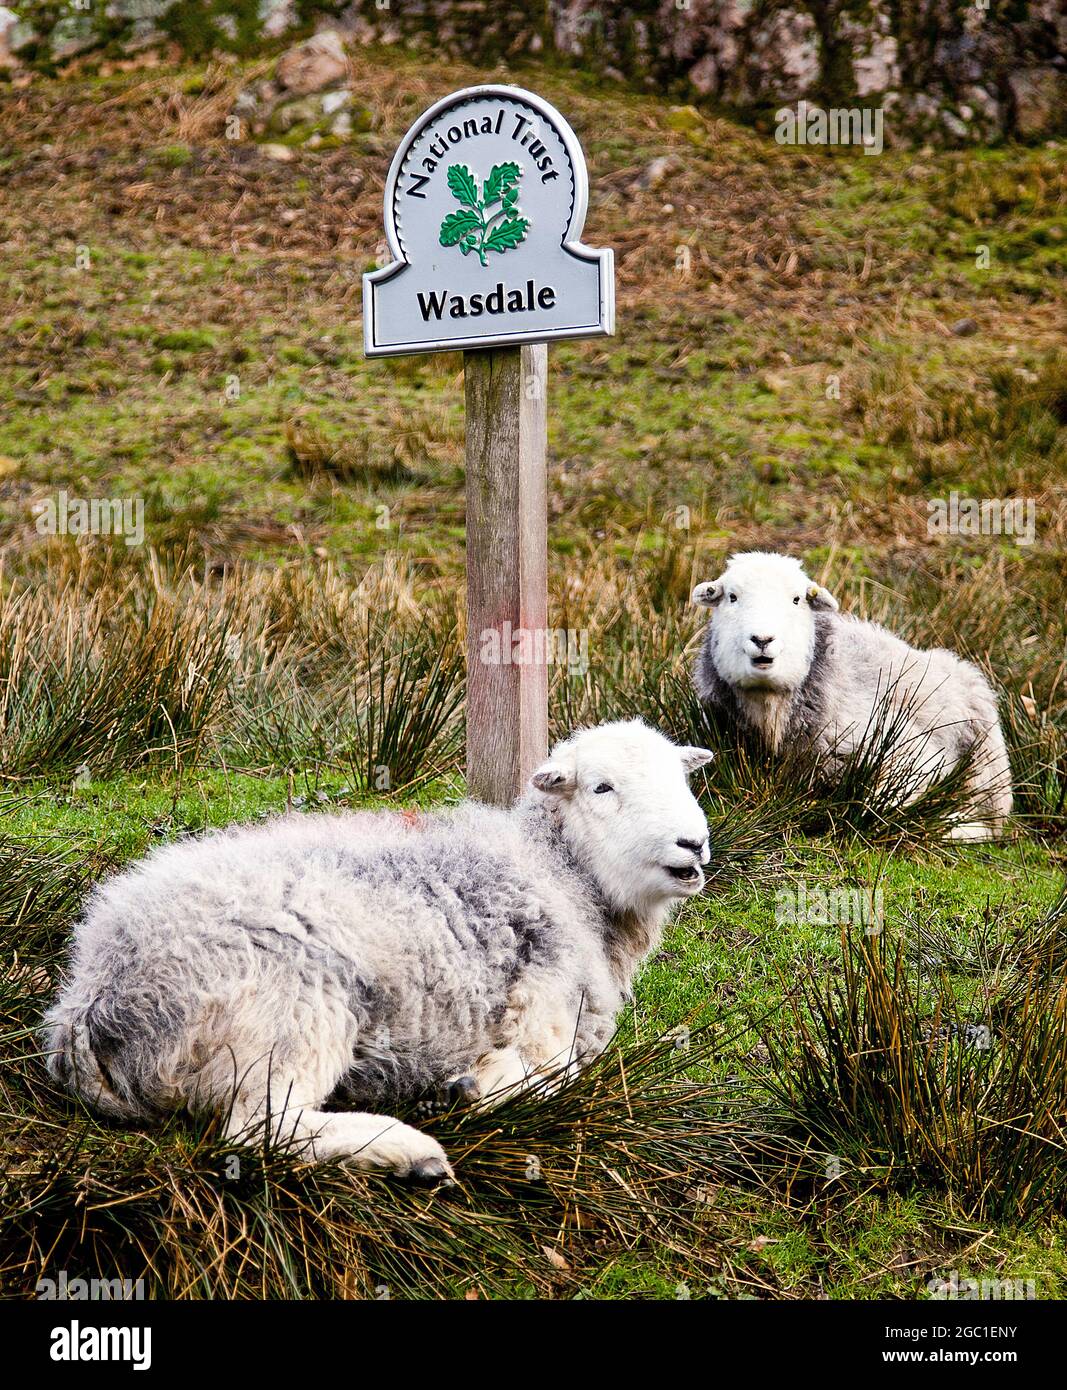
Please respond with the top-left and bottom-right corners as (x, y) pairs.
(259, 0), (297, 40)
(102, 0), (174, 48)
(941, 110), (969, 140)
(50, 14), (97, 62)
(264, 86), (369, 142)
(688, 54), (719, 97)
(103, 0), (172, 33)
(268, 96), (323, 134)
(963, 85), (1000, 127)
(232, 66), (370, 144)
(261, 142), (295, 162)
(767, 9), (819, 98)
(634, 154), (681, 190)
(665, 104), (704, 133)
(1006, 67), (1067, 140)
(951, 317), (979, 337)
(854, 35), (899, 98)
(275, 29), (348, 98)
(934, 33), (984, 87)
(0, 7), (22, 67)
(232, 88), (259, 117)
(105, 0), (172, 16)
(902, 91), (942, 133)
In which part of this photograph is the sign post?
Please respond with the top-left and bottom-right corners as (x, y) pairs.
(464, 342), (547, 805)
(364, 85), (614, 805)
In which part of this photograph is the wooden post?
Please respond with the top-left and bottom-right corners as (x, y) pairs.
(464, 344), (549, 807)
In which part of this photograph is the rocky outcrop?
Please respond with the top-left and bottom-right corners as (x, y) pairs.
(0, 2), (34, 64)
(230, 29), (372, 146)
(2, 1), (1063, 144)
(1007, 65), (1067, 138)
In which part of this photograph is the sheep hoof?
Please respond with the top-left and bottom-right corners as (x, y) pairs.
(413, 1075), (479, 1117)
(445, 1074), (481, 1107)
(408, 1156), (455, 1188)
(949, 821), (994, 842)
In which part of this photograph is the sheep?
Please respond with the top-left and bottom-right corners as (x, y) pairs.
(691, 551), (1012, 840)
(44, 720), (712, 1184)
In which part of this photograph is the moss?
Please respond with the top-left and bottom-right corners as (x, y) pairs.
(154, 328), (217, 351)
(158, 0), (265, 59)
(152, 143), (194, 168)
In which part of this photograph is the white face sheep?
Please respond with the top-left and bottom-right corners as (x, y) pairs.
(692, 550), (1012, 840)
(45, 720), (711, 1184)
(692, 550), (839, 696)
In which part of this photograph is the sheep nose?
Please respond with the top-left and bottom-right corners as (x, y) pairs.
(750, 635), (774, 650)
(676, 837), (705, 855)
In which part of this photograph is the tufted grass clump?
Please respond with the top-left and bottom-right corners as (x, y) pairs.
(0, 995), (782, 1299)
(0, 551), (466, 793)
(2, 542), (1062, 842)
(759, 891), (1067, 1224)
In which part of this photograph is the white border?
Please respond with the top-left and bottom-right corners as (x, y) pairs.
(363, 84), (615, 358)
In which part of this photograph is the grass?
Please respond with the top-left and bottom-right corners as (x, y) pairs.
(2, 761), (1066, 1297)
(0, 40), (1064, 1299)
(0, 53), (1062, 571)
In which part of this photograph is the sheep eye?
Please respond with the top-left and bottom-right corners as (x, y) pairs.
(593, 782), (614, 794)
(793, 595), (801, 604)
(728, 593), (737, 603)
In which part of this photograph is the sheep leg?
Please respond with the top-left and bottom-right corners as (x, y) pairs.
(224, 1085), (453, 1183)
(451, 1041), (581, 1111)
(466, 1046), (532, 1105)
(948, 820), (995, 842)
(958, 725), (1013, 839)
(414, 1073), (480, 1117)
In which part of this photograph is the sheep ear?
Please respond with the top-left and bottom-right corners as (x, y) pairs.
(691, 580), (724, 607)
(531, 762), (577, 797)
(806, 582), (838, 612)
(680, 746), (714, 774)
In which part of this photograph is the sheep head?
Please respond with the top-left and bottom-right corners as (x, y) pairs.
(529, 720), (712, 916)
(692, 551), (837, 695)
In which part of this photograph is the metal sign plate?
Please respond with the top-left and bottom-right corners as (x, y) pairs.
(363, 85), (614, 357)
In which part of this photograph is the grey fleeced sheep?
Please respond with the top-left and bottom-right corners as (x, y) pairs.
(45, 720), (712, 1182)
(692, 551), (1012, 839)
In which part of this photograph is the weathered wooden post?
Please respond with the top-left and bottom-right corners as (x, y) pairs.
(364, 86), (614, 805)
(464, 343), (548, 804)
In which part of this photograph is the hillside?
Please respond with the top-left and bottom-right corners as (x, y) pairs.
(0, 37), (1066, 1303)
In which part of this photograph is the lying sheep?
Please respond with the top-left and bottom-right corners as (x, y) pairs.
(692, 551), (1012, 839)
(45, 720), (712, 1183)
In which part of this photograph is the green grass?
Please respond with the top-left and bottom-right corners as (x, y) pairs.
(3, 763), (1065, 1297)
(0, 51), (1061, 571)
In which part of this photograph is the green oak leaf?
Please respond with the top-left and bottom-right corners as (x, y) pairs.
(439, 164), (528, 264)
(446, 164), (479, 208)
(482, 215), (529, 255)
(483, 161), (521, 204)
(439, 209), (482, 246)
